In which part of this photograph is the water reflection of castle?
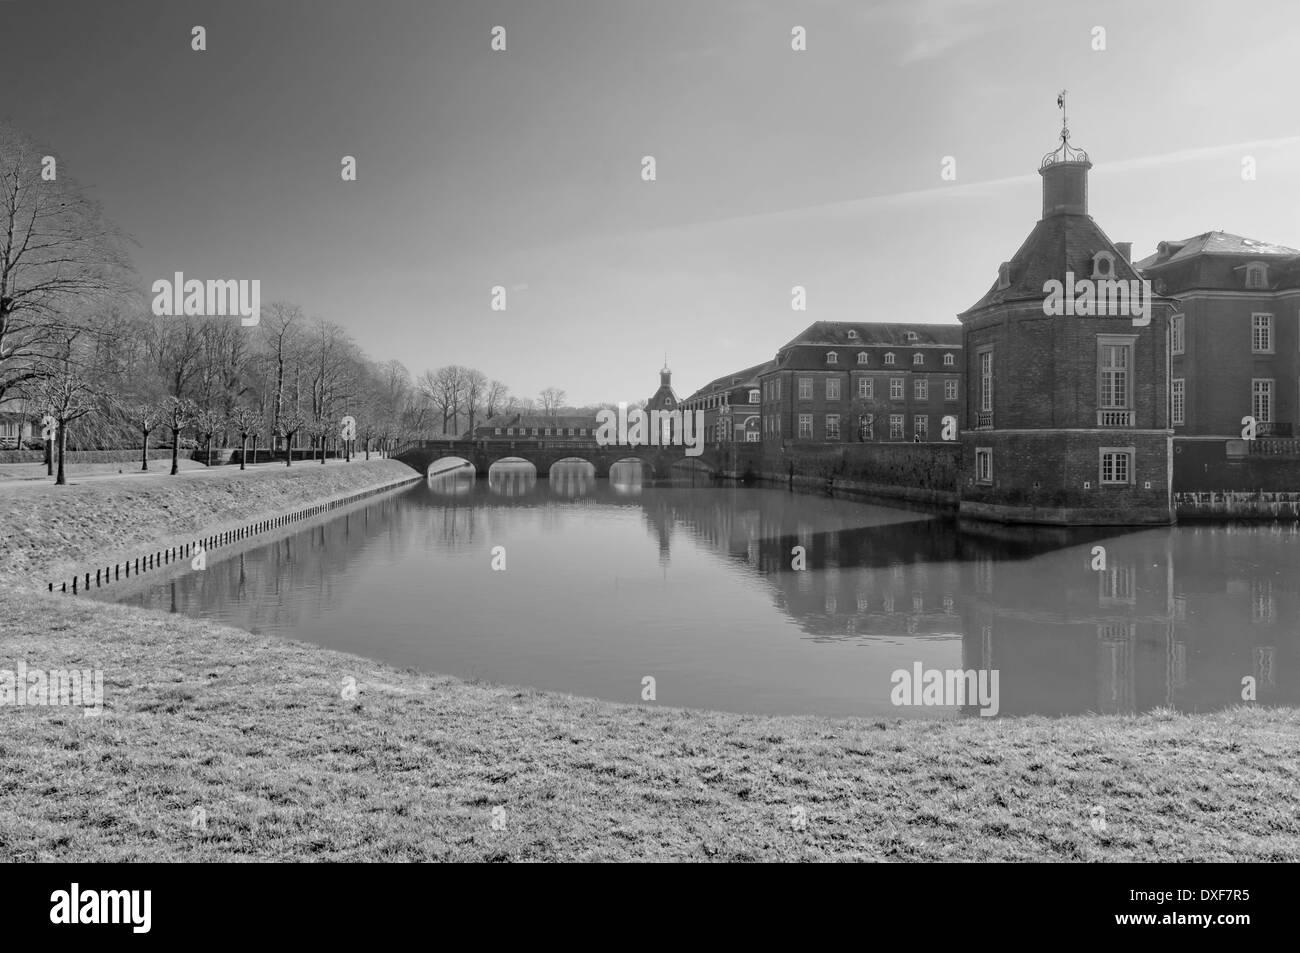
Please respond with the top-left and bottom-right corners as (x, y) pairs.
(633, 490), (1298, 716)
(426, 465), (1297, 716)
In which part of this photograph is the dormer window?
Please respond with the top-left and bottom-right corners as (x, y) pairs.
(748, 389), (760, 404)
(912, 353), (924, 365)
(1091, 250), (1116, 279)
(884, 352), (895, 365)
(997, 262), (1011, 290)
(1245, 262), (1268, 289)
(857, 351), (868, 365)
(826, 351), (838, 365)
(943, 353), (954, 366)
(906, 331), (919, 342)
(847, 329), (858, 340)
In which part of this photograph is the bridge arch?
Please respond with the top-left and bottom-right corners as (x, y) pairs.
(427, 455), (473, 477)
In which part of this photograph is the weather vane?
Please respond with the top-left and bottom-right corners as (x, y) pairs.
(1057, 89), (1069, 139)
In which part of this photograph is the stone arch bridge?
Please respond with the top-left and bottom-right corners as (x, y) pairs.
(395, 438), (760, 479)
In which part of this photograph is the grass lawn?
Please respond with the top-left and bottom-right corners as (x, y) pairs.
(1, 460), (1297, 861)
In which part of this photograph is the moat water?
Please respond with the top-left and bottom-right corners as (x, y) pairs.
(98, 460), (1300, 718)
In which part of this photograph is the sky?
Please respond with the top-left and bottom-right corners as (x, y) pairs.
(2, 0), (1297, 406)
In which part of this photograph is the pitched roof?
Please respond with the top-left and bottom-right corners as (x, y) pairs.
(683, 360), (775, 402)
(1134, 231), (1300, 270)
(962, 213), (1142, 316)
(777, 321), (963, 349)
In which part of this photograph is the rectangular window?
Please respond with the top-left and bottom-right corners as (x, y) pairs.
(914, 378), (928, 400)
(1252, 379), (1273, 423)
(1172, 378), (1185, 426)
(979, 350), (993, 412)
(798, 378), (813, 400)
(825, 414), (840, 440)
(889, 414), (904, 439)
(944, 378), (958, 401)
(798, 414), (813, 439)
(1171, 314), (1185, 355)
(1099, 341), (1132, 408)
(826, 378), (841, 400)
(1100, 449), (1133, 485)
(889, 378), (904, 400)
(858, 377), (872, 399)
(913, 415), (928, 440)
(1253, 313), (1273, 353)
(975, 448), (992, 484)
(506, 428), (514, 435)
(746, 432), (760, 442)
(859, 413), (873, 441)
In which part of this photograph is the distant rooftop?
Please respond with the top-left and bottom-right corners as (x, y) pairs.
(1137, 231), (1300, 270)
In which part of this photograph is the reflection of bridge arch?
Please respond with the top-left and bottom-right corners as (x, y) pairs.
(609, 457), (655, 480)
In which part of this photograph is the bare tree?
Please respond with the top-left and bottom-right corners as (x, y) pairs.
(194, 407), (223, 467)
(485, 379), (509, 420)
(228, 405), (261, 471)
(275, 409), (306, 467)
(33, 364), (98, 486)
(125, 402), (162, 471)
(160, 395), (196, 475)
(463, 368), (487, 436)
(0, 123), (132, 407)
(539, 387), (567, 417)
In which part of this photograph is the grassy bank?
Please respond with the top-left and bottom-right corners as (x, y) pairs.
(0, 458), (417, 592)
(1, 461), (1298, 861)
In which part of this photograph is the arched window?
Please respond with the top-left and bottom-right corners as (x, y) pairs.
(884, 352), (895, 365)
(826, 351), (838, 365)
(943, 353), (954, 366)
(913, 353), (924, 365)
(847, 329), (859, 340)
(857, 352), (869, 364)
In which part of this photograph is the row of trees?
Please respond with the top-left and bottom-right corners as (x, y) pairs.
(1, 120), (595, 485)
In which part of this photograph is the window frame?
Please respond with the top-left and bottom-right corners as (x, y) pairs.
(975, 448), (993, 484)
(1099, 447), (1135, 486)
(1252, 313), (1274, 354)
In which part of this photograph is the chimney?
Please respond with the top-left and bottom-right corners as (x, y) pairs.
(1115, 242), (1132, 263)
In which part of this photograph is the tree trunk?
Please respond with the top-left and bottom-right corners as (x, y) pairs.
(285, 435), (292, 466)
(206, 435), (213, 467)
(240, 434), (248, 471)
(55, 424), (67, 486)
(171, 428), (180, 475)
(320, 435), (326, 464)
(251, 434), (257, 465)
(45, 436), (53, 476)
(141, 427), (150, 471)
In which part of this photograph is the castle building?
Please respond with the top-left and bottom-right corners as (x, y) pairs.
(956, 121), (1176, 525)
(1134, 234), (1300, 465)
(680, 360), (772, 444)
(756, 322), (963, 445)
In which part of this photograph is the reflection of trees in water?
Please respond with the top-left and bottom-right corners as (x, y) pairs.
(127, 496), (410, 635)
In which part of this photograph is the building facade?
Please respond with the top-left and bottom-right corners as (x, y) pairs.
(957, 125), (1176, 525)
(757, 322), (963, 445)
(1135, 233), (1300, 442)
(681, 360), (772, 444)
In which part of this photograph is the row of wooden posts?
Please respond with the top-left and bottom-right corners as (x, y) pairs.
(48, 475), (422, 595)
